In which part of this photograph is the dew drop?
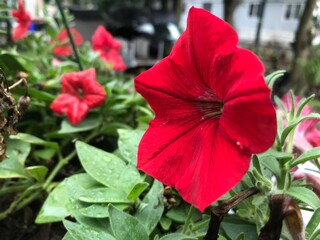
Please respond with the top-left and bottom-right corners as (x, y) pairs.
(236, 141), (244, 150)
(104, 157), (111, 162)
(108, 170), (113, 174)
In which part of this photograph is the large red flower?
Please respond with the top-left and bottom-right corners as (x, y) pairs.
(51, 68), (106, 124)
(92, 25), (126, 71)
(135, 7), (277, 211)
(53, 28), (83, 57)
(11, 0), (32, 41)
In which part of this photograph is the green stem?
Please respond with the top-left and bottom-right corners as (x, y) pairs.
(192, 219), (210, 232)
(285, 126), (296, 153)
(182, 205), (196, 234)
(43, 130), (99, 191)
(0, 183), (31, 197)
(278, 166), (289, 191)
(0, 189), (42, 220)
(55, 0), (83, 71)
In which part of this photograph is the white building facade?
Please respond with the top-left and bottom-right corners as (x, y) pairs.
(180, 0), (306, 45)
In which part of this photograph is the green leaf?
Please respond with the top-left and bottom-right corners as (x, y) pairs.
(108, 204), (149, 240)
(290, 147), (320, 167)
(159, 233), (197, 240)
(286, 187), (320, 209)
(221, 217), (258, 240)
(265, 70), (286, 89)
(58, 116), (102, 134)
(6, 137), (31, 165)
(127, 182), (149, 200)
(159, 216), (172, 231)
(62, 232), (76, 240)
(135, 180), (164, 234)
(258, 155), (281, 179)
(0, 53), (26, 76)
(25, 166), (48, 182)
(117, 129), (144, 165)
(252, 155), (262, 174)
(280, 113), (320, 146)
(66, 173), (102, 200)
(79, 188), (132, 203)
(78, 203), (129, 218)
(235, 232), (245, 240)
(76, 141), (141, 194)
(73, 213), (111, 233)
(296, 94), (315, 117)
(0, 158), (28, 179)
(35, 180), (70, 223)
(217, 236), (228, 240)
(10, 133), (59, 151)
(63, 220), (115, 240)
(34, 148), (56, 160)
(166, 203), (190, 223)
(310, 229), (320, 240)
(288, 91), (295, 120)
(28, 88), (55, 102)
(305, 208), (320, 237)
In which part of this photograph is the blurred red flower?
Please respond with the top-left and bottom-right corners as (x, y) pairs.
(92, 25), (126, 71)
(135, 7), (276, 211)
(53, 28), (83, 57)
(278, 93), (320, 197)
(11, 0), (32, 41)
(51, 68), (106, 124)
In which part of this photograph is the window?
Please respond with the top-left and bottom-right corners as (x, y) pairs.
(285, 4), (292, 19)
(202, 3), (212, 12)
(285, 4), (303, 20)
(248, 4), (261, 18)
(294, 4), (302, 19)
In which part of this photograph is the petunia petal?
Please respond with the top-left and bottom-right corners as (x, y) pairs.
(135, 57), (209, 109)
(170, 7), (238, 88)
(67, 100), (89, 125)
(53, 46), (73, 57)
(138, 119), (251, 211)
(50, 94), (79, 115)
(221, 91), (277, 153)
(92, 25), (121, 51)
(12, 23), (30, 40)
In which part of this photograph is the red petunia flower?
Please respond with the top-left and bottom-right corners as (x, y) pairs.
(92, 25), (126, 71)
(53, 28), (83, 57)
(11, 0), (32, 41)
(135, 7), (277, 211)
(50, 68), (106, 124)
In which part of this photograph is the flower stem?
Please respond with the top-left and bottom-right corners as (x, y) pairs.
(0, 183), (31, 197)
(204, 187), (260, 240)
(43, 130), (99, 191)
(55, 0), (83, 71)
(182, 205), (196, 234)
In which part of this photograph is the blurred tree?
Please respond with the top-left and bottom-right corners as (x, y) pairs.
(289, 0), (317, 94)
(223, 0), (241, 27)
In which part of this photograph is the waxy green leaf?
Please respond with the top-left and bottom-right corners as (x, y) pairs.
(117, 129), (144, 165)
(135, 180), (164, 234)
(108, 204), (149, 240)
(36, 180), (70, 223)
(286, 187), (320, 209)
(79, 188), (131, 203)
(290, 147), (320, 167)
(63, 220), (115, 240)
(76, 141), (141, 194)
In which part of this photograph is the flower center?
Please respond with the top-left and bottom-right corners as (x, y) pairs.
(197, 90), (223, 121)
(76, 88), (85, 99)
(199, 100), (223, 121)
